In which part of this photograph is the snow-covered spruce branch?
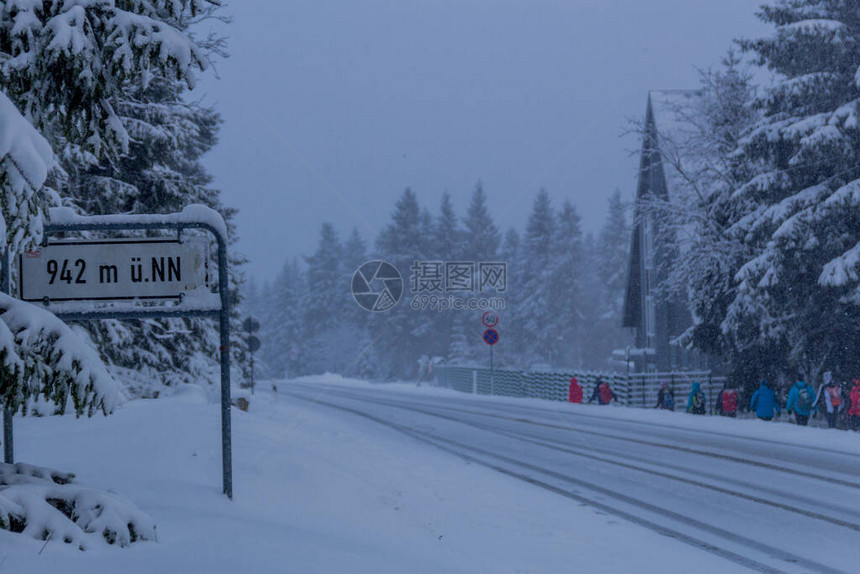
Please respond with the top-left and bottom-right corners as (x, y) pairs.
(0, 1), (213, 164)
(0, 293), (121, 416)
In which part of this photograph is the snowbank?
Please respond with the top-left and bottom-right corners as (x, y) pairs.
(0, 462), (155, 549)
(1, 381), (744, 573)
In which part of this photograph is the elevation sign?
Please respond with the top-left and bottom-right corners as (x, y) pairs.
(19, 239), (208, 302)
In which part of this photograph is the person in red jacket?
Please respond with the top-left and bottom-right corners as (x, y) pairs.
(848, 379), (860, 431)
(588, 378), (617, 405)
(568, 377), (583, 403)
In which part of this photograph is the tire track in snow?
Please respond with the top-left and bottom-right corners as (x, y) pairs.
(325, 387), (860, 490)
(284, 387), (847, 574)
(307, 388), (860, 530)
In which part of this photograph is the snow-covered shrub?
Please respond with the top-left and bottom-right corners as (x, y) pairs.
(0, 462), (156, 549)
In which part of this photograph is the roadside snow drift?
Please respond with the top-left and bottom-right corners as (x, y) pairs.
(0, 377), (764, 574)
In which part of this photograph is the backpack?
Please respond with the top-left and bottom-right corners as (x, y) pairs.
(692, 391), (705, 413)
(599, 382), (613, 404)
(850, 387), (860, 416)
(721, 389), (738, 414)
(827, 386), (842, 407)
(664, 391), (675, 410)
(797, 386), (813, 411)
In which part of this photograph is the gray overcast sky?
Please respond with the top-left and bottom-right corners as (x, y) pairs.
(198, 1), (768, 282)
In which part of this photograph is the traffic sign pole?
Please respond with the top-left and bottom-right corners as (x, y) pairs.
(481, 319), (500, 396)
(490, 344), (495, 395)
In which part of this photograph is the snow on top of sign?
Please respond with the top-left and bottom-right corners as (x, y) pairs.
(47, 204), (228, 242)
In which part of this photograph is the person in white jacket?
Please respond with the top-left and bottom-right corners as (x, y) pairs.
(813, 371), (844, 429)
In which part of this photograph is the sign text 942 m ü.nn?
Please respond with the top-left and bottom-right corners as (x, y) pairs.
(19, 239), (209, 302)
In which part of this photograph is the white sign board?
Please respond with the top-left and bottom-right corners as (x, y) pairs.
(20, 239), (208, 302)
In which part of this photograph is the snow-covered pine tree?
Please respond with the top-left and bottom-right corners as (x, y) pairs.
(343, 228), (369, 278)
(302, 223), (344, 374)
(436, 193), (463, 262)
(431, 193), (462, 361)
(580, 190), (631, 369)
(243, 277), (265, 330)
(461, 181), (501, 264)
(579, 230), (603, 367)
(450, 183), (501, 366)
(548, 199), (583, 368)
(0, 1), (211, 169)
(340, 228), (377, 378)
(261, 258), (304, 379)
(372, 188), (428, 379)
(1, 1), (245, 395)
(447, 311), (474, 366)
(410, 208), (438, 361)
(496, 228), (522, 367)
(598, 191), (629, 308)
(254, 279), (275, 378)
(519, 189), (556, 365)
(726, 2), (860, 379)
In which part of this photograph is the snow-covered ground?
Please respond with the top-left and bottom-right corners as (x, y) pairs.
(3, 375), (857, 573)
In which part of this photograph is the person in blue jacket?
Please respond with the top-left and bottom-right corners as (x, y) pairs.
(751, 379), (780, 421)
(785, 378), (816, 426)
(686, 381), (706, 415)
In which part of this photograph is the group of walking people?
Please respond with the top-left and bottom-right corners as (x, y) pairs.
(569, 373), (860, 430)
(654, 372), (860, 430)
(782, 373), (860, 429)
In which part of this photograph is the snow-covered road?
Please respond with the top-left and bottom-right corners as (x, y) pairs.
(283, 380), (860, 574)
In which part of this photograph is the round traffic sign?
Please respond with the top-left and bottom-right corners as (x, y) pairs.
(242, 317), (261, 333)
(482, 328), (500, 346)
(246, 335), (261, 353)
(481, 310), (499, 328)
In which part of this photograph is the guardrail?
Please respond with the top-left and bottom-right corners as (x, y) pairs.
(434, 366), (726, 409)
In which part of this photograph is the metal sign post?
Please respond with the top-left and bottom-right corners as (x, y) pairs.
(7, 206), (234, 499)
(482, 317), (500, 395)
